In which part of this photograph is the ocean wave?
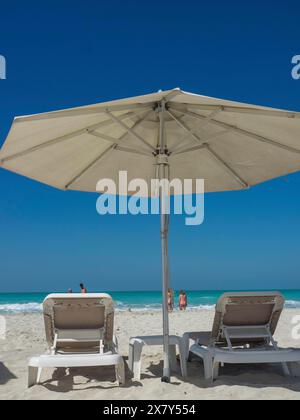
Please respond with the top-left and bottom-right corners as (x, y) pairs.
(285, 300), (300, 309)
(0, 300), (215, 314)
(0, 302), (42, 314)
(115, 303), (215, 312)
(188, 305), (215, 311)
(0, 300), (299, 314)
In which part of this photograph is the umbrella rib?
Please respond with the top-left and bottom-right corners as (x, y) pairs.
(195, 107), (224, 131)
(170, 103), (300, 119)
(14, 103), (154, 123)
(86, 131), (151, 156)
(167, 108), (225, 154)
(170, 128), (232, 155)
(106, 110), (156, 152)
(64, 144), (116, 190)
(171, 143), (207, 156)
(65, 111), (156, 189)
(205, 145), (249, 189)
(0, 110), (145, 164)
(86, 130), (119, 144)
(86, 109), (154, 156)
(166, 109), (203, 145)
(115, 145), (152, 156)
(65, 142), (152, 190)
(170, 107), (300, 156)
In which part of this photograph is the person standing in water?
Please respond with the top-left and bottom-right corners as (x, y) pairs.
(167, 288), (174, 312)
(80, 283), (87, 294)
(179, 290), (187, 310)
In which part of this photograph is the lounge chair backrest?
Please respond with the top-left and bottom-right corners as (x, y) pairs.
(211, 292), (285, 345)
(43, 294), (114, 349)
(53, 301), (105, 330)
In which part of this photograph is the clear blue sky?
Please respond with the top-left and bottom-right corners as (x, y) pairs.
(0, 1), (300, 293)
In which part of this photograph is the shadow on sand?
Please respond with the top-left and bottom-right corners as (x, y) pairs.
(200, 359), (300, 392)
(41, 356), (142, 393)
(0, 362), (17, 385)
(30, 354), (300, 394)
(144, 357), (300, 393)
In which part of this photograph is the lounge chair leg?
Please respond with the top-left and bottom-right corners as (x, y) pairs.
(128, 342), (134, 373)
(28, 366), (39, 388)
(133, 342), (143, 380)
(37, 367), (43, 384)
(178, 340), (187, 378)
(115, 359), (125, 386)
(212, 362), (220, 380)
(169, 344), (177, 371)
(182, 332), (190, 361)
(282, 362), (291, 376)
(203, 355), (213, 380)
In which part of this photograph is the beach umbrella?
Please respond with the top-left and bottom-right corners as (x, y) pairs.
(1, 88), (300, 382)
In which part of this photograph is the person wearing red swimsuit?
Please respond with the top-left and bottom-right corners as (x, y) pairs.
(179, 290), (187, 310)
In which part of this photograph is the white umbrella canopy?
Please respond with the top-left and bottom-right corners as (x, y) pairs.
(1, 88), (300, 381)
(1, 88), (300, 194)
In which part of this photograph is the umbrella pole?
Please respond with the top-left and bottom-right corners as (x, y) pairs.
(160, 188), (170, 382)
(158, 100), (171, 382)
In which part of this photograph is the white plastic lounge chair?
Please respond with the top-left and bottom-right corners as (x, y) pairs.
(28, 293), (125, 387)
(185, 292), (300, 380)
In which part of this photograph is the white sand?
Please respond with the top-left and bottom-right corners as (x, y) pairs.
(1, 308), (300, 400)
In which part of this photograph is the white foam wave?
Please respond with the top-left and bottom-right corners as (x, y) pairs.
(115, 303), (215, 312)
(0, 302), (42, 314)
(285, 300), (300, 309)
(187, 305), (215, 311)
(1, 300), (299, 314)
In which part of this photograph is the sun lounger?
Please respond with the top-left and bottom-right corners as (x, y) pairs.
(28, 293), (125, 387)
(184, 292), (300, 380)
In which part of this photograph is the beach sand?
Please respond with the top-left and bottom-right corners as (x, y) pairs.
(1, 308), (300, 400)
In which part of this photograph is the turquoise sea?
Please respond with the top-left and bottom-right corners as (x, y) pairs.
(0, 290), (300, 314)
